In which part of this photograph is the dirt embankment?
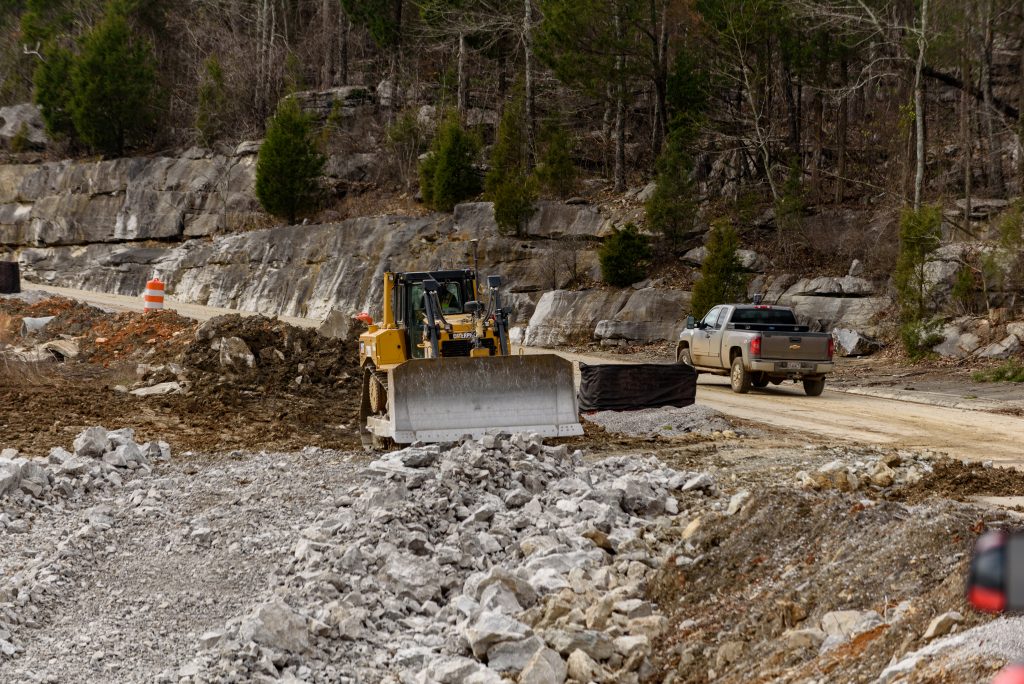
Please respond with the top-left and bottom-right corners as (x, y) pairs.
(0, 297), (363, 455)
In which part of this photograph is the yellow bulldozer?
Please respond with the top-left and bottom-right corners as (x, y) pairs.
(358, 267), (583, 448)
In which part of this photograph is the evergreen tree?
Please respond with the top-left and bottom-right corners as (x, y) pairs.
(691, 220), (746, 318)
(534, 124), (576, 198)
(255, 97), (326, 225)
(419, 113), (481, 212)
(486, 91), (536, 234)
(33, 44), (76, 141)
(341, 0), (403, 48)
(646, 131), (697, 251)
(70, 8), (157, 156)
(599, 224), (651, 287)
(196, 55), (229, 146)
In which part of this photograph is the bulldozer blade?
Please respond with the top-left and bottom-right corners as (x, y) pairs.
(365, 355), (583, 444)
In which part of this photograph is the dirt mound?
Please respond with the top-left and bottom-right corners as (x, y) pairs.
(888, 458), (1024, 505)
(80, 310), (196, 364)
(182, 314), (358, 391)
(648, 488), (1001, 683)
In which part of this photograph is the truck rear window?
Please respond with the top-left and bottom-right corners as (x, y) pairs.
(730, 308), (797, 325)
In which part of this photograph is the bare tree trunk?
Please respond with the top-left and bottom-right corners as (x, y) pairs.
(457, 32), (468, 114)
(913, 0), (930, 211)
(614, 11), (625, 192)
(603, 88), (613, 179)
(835, 56), (848, 204)
(1019, 0), (1024, 190)
(321, 0), (334, 88)
(810, 36), (826, 201)
(340, 7), (350, 85)
(523, 0), (536, 167)
(961, 9), (973, 225)
(983, 0), (1004, 194)
(650, 0), (668, 155)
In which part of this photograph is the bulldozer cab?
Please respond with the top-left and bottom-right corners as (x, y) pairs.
(394, 270), (475, 358)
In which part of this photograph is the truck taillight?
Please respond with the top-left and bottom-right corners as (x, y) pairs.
(827, 337), (835, 360)
(750, 335), (761, 357)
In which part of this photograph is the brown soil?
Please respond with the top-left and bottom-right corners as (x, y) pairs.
(887, 458), (1024, 505)
(647, 488), (1004, 684)
(0, 300), (363, 456)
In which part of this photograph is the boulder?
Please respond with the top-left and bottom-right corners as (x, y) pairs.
(219, 336), (255, 370)
(73, 427), (110, 458)
(0, 103), (48, 149)
(833, 328), (882, 357)
(923, 611), (962, 640)
(932, 318), (985, 358)
(486, 635), (545, 672)
(524, 290), (630, 347)
(819, 609), (882, 640)
(977, 334), (1021, 359)
(519, 647), (567, 684)
(238, 599), (310, 653)
(464, 611), (532, 658)
(593, 289), (691, 343)
(682, 246), (707, 266)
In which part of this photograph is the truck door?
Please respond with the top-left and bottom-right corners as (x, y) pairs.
(692, 306), (721, 365)
(704, 306), (730, 366)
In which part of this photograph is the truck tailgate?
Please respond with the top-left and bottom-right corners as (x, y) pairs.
(760, 332), (831, 361)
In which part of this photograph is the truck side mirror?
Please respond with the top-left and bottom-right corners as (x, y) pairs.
(686, 315), (695, 330)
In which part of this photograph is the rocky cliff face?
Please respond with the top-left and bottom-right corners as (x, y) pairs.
(0, 151), (897, 346)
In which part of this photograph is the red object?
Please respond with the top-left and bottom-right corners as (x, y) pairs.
(992, 664), (1024, 684)
(355, 311), (373, 325)
(827, 336), (835, 360)
(754, 305), (772, 309)
(750, 335), (761, 357)
(969, 585), (1007, 614)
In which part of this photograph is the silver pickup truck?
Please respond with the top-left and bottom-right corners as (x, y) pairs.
(676, 303), (834, 396)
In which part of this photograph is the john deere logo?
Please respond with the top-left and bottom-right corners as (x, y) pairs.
(789, 344), (801, 350)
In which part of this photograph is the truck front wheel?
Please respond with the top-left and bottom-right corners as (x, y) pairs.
(730, 357), (751, 394)
(803, 376), (826, 397)
(677, 345), (698, 373)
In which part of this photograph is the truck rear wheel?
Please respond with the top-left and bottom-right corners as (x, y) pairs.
(803, 376), (826, 397)
(751, 372), (769, 388)
(730, 357), (751, 394)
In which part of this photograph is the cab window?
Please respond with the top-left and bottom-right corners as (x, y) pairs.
(701, 307), (721, 330)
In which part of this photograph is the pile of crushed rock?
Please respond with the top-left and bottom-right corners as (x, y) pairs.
(0, 427), (171, 661)
(165, 433), (715, 683)
(584, 405), (739, 438)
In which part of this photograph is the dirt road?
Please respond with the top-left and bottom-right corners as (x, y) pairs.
(20, 284), (1024, 465)
(524, 347), (1024, 466)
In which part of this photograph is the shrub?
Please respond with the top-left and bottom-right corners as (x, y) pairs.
(493, 172), (537, 236)
(691, 219), (747, 319)
(419, 113), (480, 212)
(386, 107), (426, 189)
(534, 125), (576, 198)
(599, 224), (651, 287)
(254, 97), (325, 224)
(973, 360), (1024, 383)
(70, 8), (158, 156)
(894, 205), (942, 356)
(9, 123), (31, 153)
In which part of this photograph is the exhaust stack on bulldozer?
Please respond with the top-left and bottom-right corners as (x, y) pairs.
(357, 267), (583, 448)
